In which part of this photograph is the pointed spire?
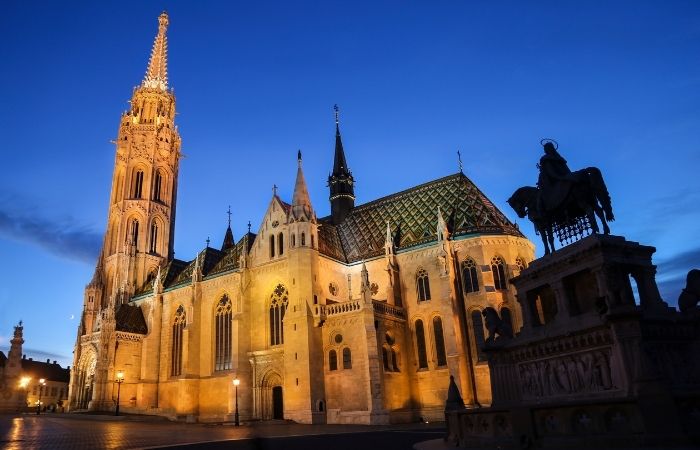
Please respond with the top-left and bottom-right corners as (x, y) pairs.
(142, 12), (169, 91)
(329, 104), (355, 223)
(332, 104), (349, 176)
(291, 150), (314, 220)
(222, 206), (235, 251)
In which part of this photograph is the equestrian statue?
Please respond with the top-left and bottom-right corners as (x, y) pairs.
(507, 139), (614, 254)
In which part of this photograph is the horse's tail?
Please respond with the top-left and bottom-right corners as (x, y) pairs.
(584, 167), (614, 221)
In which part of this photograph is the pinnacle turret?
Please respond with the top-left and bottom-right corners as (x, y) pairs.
(291, 150), (315, 221)
(142, 12), (169, 90)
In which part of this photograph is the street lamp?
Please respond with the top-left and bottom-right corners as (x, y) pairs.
(36, 378), (46, 415)
(115, 371), (124, 416)
(233, 378), (240, 426)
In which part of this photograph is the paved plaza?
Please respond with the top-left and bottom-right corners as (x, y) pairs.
(0, 414), (445, 449)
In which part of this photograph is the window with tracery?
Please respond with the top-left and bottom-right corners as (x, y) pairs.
(149, 222), (158, 254)
(515, 257), (526, 271)
(491, 256), (507, 290)
(153, 170), (163, 201)
(130, 219), (139, 248)
(214, 295), (233, 371)
(415, 319), (428, 369)
(269, 284), (288, 346)
(133, 170), (144, 198)
(461, 258), (479, 294)
(171, 305), (186, 376)
(471, 310), (486, 361)
(433, 316), (447, 367)
(416, 268), (431, 302)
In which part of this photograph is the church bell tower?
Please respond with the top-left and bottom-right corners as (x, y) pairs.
(99, 11), (181, 306)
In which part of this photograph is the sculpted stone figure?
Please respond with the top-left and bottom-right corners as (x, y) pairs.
(482, 307), (514, 343)
(679, 269), (700, 313)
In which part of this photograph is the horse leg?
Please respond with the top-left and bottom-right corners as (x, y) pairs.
(594, 204), (610, 234)
(540, 227), (550, 255)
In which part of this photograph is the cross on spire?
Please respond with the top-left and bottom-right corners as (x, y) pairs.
(457, 150), (464, 174)
(272, 184), (278, 196)
(334, 104), (340, 125)
(227, 205), (232, 227)
(247, 221), (251, 233)
(206, 236), (210, 247)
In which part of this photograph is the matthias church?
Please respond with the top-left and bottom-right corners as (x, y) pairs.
(69, 12), (534, 423)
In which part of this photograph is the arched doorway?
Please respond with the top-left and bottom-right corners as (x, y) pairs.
(272, 386), (283, 419)
(260, 370), (283, 420)
(74, 347), (96, 410)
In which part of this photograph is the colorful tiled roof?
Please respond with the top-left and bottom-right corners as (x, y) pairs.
(318, 173), (522, 263)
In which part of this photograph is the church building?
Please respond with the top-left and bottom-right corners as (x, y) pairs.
(69, 12), (534, 423)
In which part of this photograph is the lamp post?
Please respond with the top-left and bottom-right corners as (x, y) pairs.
(115, 371), (124, 416)
(19, 377), (30, 412)
(36, 378), (46, 415)
(233, 378), (240, 426)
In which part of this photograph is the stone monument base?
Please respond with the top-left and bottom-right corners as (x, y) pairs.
(446, 235), (700, 448)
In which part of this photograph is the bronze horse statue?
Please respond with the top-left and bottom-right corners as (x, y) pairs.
(508, 141), (614, 254)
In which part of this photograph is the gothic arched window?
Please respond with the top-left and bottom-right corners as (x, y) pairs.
(269, 235), (275, 258)
(278, 233), (284, 256)
(461, 258), (479, 294)
(269, 284), (288, 346)
(214, 296), (233, 371)
(471, 310), (486, 361)
(433, 316), (447, 367)
(171, 305), (186, 376)
(491, 256), (507, 290)
(416, 268), (431, 302)
(329, 350), (338, 371)
(382, 346), (390, 370)
(415, 319), (428, 369)
(291, 233), (296, 247)
(149, 222), (158, 254)
(133, 170), (144, 199)
(153, 170), (163, 201)
(130, 219), (139, 248)
(342, 347), (352, 369)
(301, 232), (306, 246)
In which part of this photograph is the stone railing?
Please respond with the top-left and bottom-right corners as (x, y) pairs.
(372, 300), (406, 320)
(324, 300), (362, 316)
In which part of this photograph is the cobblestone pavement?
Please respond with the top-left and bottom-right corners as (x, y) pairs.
(0, 414), (445, 450)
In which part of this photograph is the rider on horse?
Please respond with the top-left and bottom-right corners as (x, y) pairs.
(537, 141), (581, 213)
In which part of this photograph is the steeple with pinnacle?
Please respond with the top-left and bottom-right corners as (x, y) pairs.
(221, 206), (235, 250)
(328, 105), (355, 224)
(97, 10), (181, 308)
(291, 150), (315, 221)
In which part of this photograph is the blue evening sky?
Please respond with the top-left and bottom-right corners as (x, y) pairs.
(1, 1), (699, 366)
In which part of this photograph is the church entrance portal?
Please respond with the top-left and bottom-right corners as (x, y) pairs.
(272, 386), (283, 419)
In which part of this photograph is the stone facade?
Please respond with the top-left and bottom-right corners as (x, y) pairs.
(68, 12), (534, 423)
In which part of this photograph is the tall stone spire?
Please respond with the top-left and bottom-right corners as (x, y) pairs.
(142, 12), (169, 91)
(291, 150), (314, 221)
(221, 206), (235, 251)
(328, 105), (355, 224)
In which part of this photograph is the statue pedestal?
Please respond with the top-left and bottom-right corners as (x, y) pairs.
(446, 235), (700, 448)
